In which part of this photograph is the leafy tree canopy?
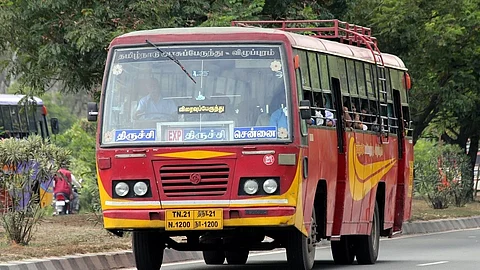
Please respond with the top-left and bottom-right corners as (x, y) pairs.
(0, 0), (338, 95)
(346, 0), (480, 146)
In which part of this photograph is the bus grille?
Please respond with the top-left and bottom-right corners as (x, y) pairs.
(160, 164), (229, 197)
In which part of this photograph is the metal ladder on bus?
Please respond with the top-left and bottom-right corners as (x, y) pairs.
(371, 45), (389, 144)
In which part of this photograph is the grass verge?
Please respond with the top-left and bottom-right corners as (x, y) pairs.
(0, 214), (131, 262)
(410, 197), (480, 221)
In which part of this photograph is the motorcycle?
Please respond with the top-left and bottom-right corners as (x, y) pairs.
(53, 192), (71, 215)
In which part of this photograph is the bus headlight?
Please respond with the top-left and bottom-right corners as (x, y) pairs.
(133, 182), (148, 196)
(263, 179), (278, 194)
(115, 182), (129, 197)
(244, 179), (259, 195)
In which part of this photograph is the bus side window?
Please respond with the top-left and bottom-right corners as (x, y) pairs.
(318, 54), (330, 91)
(346, 60), (358, 96)
(388, 103), (396, 133)
(365, 64), (375, 98)
(299, 51), (310, 88)
(307, 52), (321, 90)
(356, 61), (367, 97)
(323, 93), (336, 127)
(402, 106), (412, 137)
(369, 100), (380, 132)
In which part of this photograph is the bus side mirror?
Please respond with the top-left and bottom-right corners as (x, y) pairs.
(299, 100), (311, 119)
(50, 118), (59, 135)
(87, 102), (98, 122)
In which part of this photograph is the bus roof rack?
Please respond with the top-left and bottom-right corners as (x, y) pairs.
(232, 19), (377, 46)
(231, 19), (383, 64)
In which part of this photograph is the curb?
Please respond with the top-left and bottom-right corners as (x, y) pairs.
(401, 216), (480, 235)
(0, 249), (201, 270)
(1, 216), (480, 270)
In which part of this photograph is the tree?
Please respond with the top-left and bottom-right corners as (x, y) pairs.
(344, 0), (480, 197)
(345, 0), (480, 142)
(0, 0), (174, 95)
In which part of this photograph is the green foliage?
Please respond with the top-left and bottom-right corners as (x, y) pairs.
(55, 119), (99, 212)
(0, 0), (173, 95)
(201, 0), (265, 26)
(413, 140), (447, 208)
(39, 93), (77, 133)
(346, 0), (480, 145)
(414, 139), (472, 209)
(0, 136), (70, 245)
(439, 144), (472, 207)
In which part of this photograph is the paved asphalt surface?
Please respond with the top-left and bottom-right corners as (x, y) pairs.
(124, 228), (480, 270)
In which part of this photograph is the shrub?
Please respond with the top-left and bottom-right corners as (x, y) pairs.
(414, 139), (473, 209)
(0, 136), (70, 245)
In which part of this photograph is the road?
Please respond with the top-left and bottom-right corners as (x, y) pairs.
(124, 228), (480, 270)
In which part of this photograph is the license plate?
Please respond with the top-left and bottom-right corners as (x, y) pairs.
(55, 201), (65, 206)
(165, 209), (223, 231)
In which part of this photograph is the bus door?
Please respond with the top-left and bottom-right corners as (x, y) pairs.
(393, 89), (406, 231)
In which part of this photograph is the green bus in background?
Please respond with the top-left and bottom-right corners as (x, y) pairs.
(0, 94), (58, 139)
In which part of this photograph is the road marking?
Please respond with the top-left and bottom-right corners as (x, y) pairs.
(417, 261), (448, 267)
(161, 246), (330, 267)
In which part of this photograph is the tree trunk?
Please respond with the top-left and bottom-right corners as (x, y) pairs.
(467, 135), (479, 200)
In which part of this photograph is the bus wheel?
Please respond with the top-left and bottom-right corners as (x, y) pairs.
(132, 231), (164, 270)
(286, 208), (317, 270)
(331, 236), (355, 265)
(203, 250), (225, 265)
(202, 238), (225, 265)
(225, 250), (249, 265)
(355, 202), (380, 264)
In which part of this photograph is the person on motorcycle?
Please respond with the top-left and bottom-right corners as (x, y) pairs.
(53, 165), (82, 214)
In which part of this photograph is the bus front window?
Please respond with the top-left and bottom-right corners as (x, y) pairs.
(101, 44), (291, 145)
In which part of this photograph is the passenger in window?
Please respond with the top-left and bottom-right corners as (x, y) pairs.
(352, 105), (368, 130)
(325, 110), (336, 127)
(309, 110), (323, 126)
(360, 108), (369, 130)
(307, 100), (321, 126)
(134, 78), (177, 121)
(342, 103), (353, 128)
(268, 89), (288, 139)
(369, 107), (380, 132)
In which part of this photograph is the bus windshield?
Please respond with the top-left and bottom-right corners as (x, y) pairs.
(101, 44), (290, 145)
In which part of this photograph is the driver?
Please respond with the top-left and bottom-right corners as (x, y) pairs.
(134, 77), (177, 120)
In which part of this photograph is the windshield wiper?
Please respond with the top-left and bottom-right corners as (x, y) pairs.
(145, 39), (196, 84)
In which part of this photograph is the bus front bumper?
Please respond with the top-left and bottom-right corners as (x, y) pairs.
(103, 207), (296, 230)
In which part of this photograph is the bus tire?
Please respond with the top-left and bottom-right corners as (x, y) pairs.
(355, 202), (380, 264)
(225, 250), (249, 265)
(202, 250), (225, 265)
(331, 236), (355, 265)
(202, 238), (225, 265)
(286, 208), (316, 270)
(132, 231), (164, 270)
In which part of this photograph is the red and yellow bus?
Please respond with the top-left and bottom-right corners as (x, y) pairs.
(88, 19), (413, 270)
